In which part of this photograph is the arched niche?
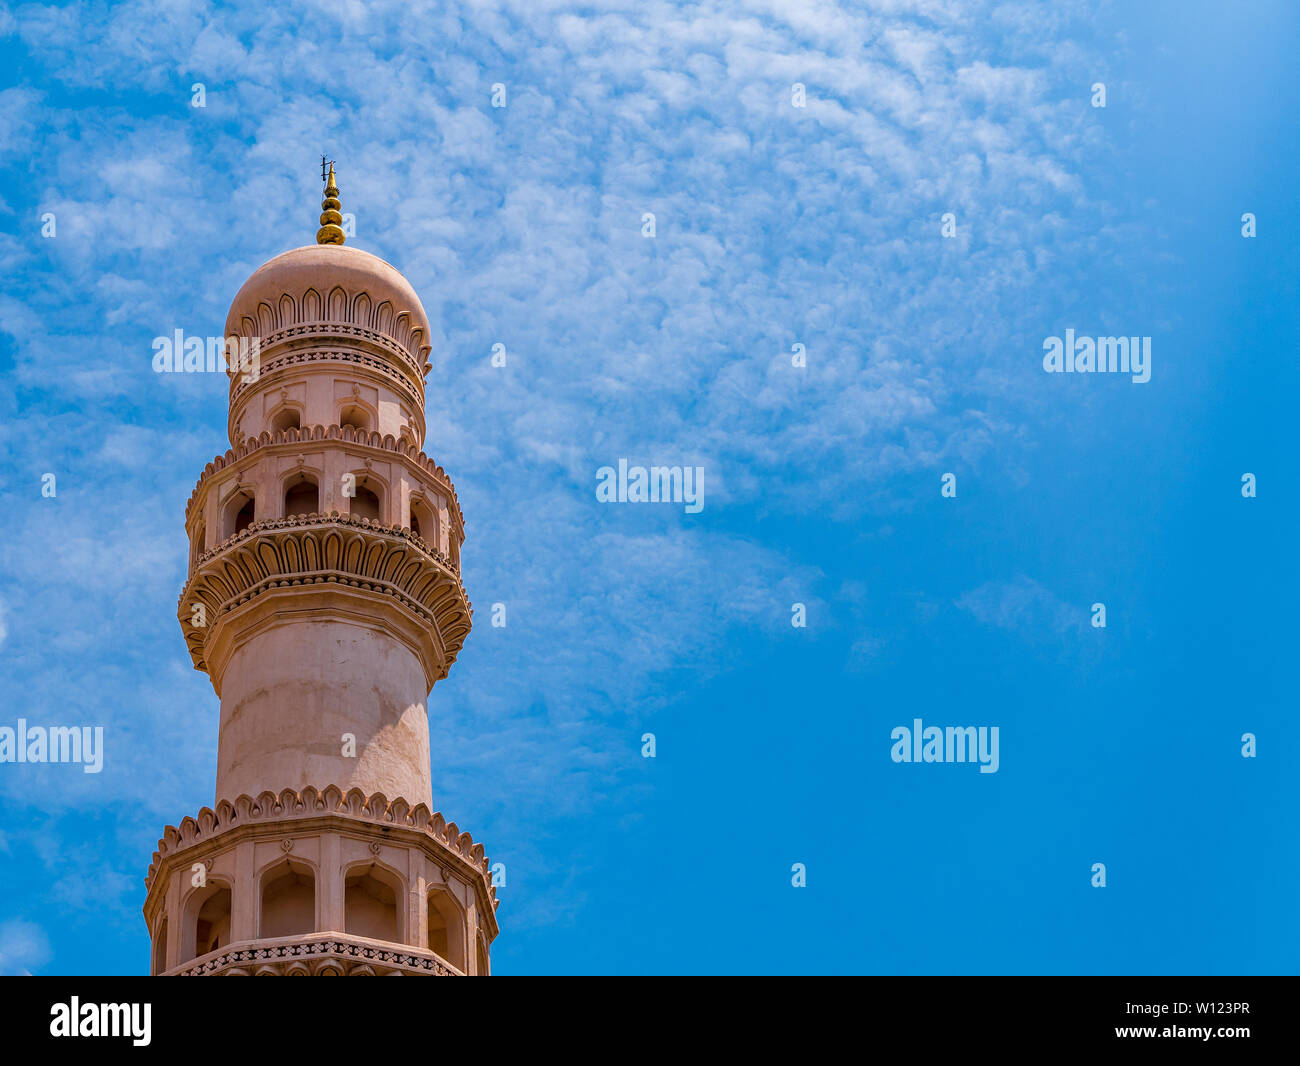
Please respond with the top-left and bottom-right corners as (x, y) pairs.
(344, 861), (405, 944)
(260, 858), (316, 940)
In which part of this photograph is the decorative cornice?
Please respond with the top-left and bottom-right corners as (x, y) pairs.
(173, 934), (461, 977)
(145, 785), (498, 930)
(228, 324), (427, 401)
(183, 423), (464, 533)
(177, 514), (471, 678)
(229, 284), (430, 374)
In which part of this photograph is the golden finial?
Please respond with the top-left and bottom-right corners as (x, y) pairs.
(316, 158), (346, 245)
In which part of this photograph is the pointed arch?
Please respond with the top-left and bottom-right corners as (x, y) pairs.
(352, 292), (372, 328)
(327, 285), (348, 322)
(344, 859), (406, 943)
(256, 301), (276, 336)
(259, 857), (317, 939)
(222, 485), (256, 538)
(151, 916), (168, 975)
(344, 469), (387, 524)
(426, 885), (467, 971)
(301, 287), (322, 321)
(281, 467), (321, 518)
(181, 877), (233, 962)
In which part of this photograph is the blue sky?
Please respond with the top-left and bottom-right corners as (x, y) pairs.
(0, 0), (1297, 975)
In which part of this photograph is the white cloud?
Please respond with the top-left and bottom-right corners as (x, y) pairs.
(1, 0), (1132, 930)
(956, 575), (1087, 647)
(0, 919), (51, 976)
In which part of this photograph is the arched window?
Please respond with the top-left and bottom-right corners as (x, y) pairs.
(260, 860), (315, 939)
(270, 407), (301, 434)
(151, 917), (168, 976)
(190, 519), (205, 570)
(283, 474), (319, 517)
(348, 480), (382, 523)
(223, 488), (255, 539)
(340, 404), (371, 433)
(344, 863), (403, 943)
(409, 497), (435, 544)
(183, 882), (232, 962)
(426, 889), (466, 971)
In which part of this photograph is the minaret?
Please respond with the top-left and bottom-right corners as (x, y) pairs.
(142, 166), (498, 976)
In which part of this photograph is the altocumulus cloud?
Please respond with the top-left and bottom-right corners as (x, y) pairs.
(0, 919), (51, 976)
(0, 1), (1133, 930)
